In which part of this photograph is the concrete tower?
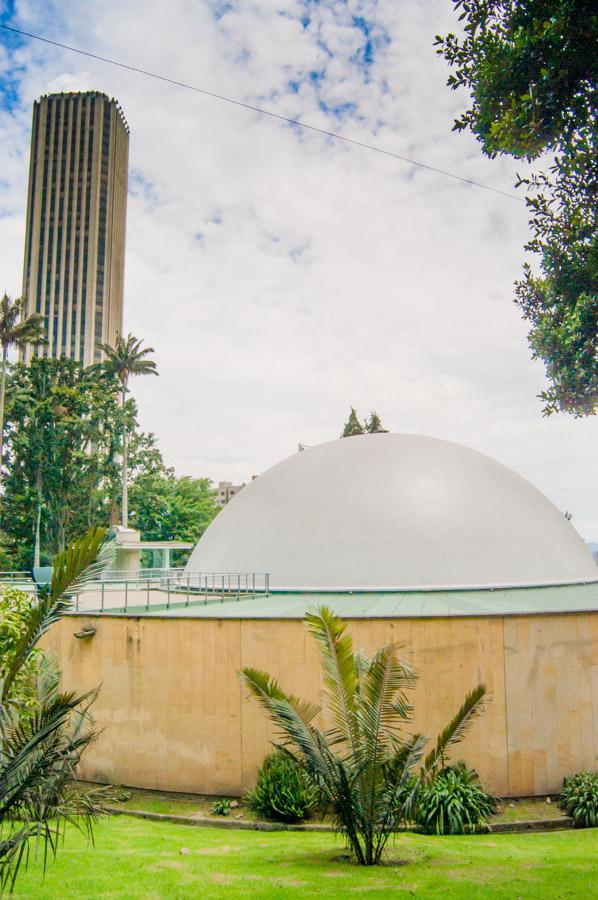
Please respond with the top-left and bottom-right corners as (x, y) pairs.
(22, 92), (129, 365)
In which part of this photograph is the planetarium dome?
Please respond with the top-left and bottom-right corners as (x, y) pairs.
(186, 433), (597, 591)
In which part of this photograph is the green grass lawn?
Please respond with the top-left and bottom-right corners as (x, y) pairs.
(12, 816), (597, 899)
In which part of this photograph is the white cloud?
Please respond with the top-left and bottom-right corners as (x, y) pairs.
(0, 0), (596, 539)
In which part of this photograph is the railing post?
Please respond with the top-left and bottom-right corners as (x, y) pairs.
(146, 579), (150, 610)
(167, 576), (171, 610)
(186, 573), (190, 606)
(237, 574), (240, 601)
(101, 582), (105, 613)
(124, 580), (128, 613)
(252, 573), (255, 599)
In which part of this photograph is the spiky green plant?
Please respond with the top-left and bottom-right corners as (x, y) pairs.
(414, 763), (497, 834)
(241, 606), (487, 865)
(0, 527), (113, 890)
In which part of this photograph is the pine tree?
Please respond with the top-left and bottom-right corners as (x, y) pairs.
(341, 408), (365, 438)
(365, 411), (388, 434)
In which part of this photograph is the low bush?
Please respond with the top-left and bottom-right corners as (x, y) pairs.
(0, 587), (41, 716)
(415, 763), (497, 834)
(559, 772), (598, 828)
(211, 798), (231, 816)
(246, 751), (318, 823)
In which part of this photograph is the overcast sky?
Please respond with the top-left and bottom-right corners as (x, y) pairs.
(1, 0), (596, 540)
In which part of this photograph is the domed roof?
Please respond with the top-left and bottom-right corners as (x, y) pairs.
(186, 434), (597, 591)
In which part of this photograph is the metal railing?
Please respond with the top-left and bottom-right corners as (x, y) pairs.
(97, 567), (184, 582)
(0, 571), (34, 585)
(72, 571), (270, 614)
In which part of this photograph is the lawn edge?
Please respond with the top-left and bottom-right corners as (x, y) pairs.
(105, 806), (574, 834)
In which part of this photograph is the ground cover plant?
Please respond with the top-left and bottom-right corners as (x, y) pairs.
(211, 798), (232, 817)
(11, 816), (598, 898)
(241, 606), (488, 864)
(560, 772), (598, 827)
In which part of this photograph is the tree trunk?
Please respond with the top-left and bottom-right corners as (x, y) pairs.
(121, 384), (128, 527)
(57, 521), (66, 555)
(0, 343), (7, 483)
(33, 469), (43, 568)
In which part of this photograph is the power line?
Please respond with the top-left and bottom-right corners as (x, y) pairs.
(0, 22), (523, 202)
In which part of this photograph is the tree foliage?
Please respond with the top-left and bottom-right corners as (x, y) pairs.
(128, 471), (218, 552)
(0, 294), (45, 477)
(0, 358), (206, 569)
(241, 606), (487, 865)
(341, 408), (388, 437)
(341, 407), (364, 437)
(364, 411), (388, 433)
(435, 0), (597, 415)
(0, 359), (122, 565)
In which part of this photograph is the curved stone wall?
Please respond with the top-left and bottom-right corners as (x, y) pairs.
(44, 610), (598, 798)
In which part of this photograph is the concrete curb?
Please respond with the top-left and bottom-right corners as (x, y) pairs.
(105, 807), (333, 832)
(489, 817), (573, 833)
(105, 806), (574, 835)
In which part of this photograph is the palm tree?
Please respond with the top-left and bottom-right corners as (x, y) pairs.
(242, 606), (487, 866)
(0, 528), (115, 890)
(101, 333), (158, 527)
(0, 294), (45, 476)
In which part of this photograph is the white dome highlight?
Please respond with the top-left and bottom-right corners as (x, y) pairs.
(187, 434), (597, 591)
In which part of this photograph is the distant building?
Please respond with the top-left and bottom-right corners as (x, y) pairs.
(215, 481), (245, 507)
(215, 476), (258, 507)
(22, 91), (129, 366)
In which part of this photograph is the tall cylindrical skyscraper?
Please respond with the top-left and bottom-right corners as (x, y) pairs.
(22, 92), (129, 365)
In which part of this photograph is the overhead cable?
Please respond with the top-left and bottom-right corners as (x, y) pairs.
(0, 23), (523, 202)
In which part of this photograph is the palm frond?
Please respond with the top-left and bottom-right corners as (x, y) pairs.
(423, 683), (487, 776)
(305, 606), (359, 752)
(1, 529), (110, 701)
(50, 527), (112, 600)
(240, 668), (337, 788)
(35, 653), (62, 706)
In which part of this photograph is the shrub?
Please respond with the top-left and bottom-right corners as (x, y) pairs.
(0, 587), (41, 716)
(415, 763), (497, 834)
(560, 772), (598, 828)
(246, 751), (318, 823)
(211, 798), (231, 816)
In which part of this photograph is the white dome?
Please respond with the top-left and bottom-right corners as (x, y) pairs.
(187, 434), (597, 591)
